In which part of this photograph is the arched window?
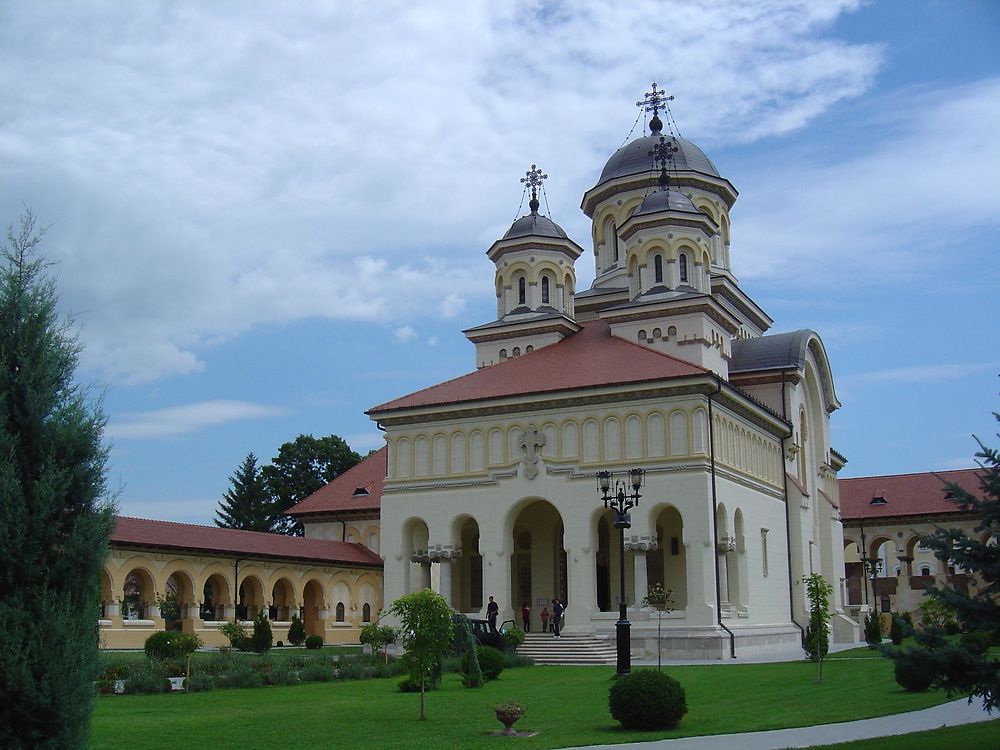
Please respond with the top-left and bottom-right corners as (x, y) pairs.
(335, 602), (346, 622)
(541, 275), (550, 304)
(499, 349), (507, 360)
(517, 277), (526, 305)
(920, 566), (931, 576)
(679, 253), (688, 283)
(654, 254), (663, 284)
(612, 222), (619, 262)
(362, 603), (371, 622)
(512, 347), (521, 357)
(525, 345), (533, 352)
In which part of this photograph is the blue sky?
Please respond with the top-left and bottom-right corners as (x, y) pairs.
(1, 1), (997, 524)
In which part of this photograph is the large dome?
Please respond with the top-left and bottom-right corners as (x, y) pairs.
(502, 212), (569, 241)
(595, 133), (720, 190)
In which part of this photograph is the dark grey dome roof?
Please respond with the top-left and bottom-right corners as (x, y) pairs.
(502, 212), (569, 241)
(631, 188), (700, 218)
(596, 134), (720, 189)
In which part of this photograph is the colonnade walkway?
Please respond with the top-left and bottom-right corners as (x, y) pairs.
(564, 697), (995, 749)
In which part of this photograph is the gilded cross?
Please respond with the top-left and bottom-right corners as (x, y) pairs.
(636, 82), (674, 117)
(520, 164), (548, 201)
(649, 135), (679, 191)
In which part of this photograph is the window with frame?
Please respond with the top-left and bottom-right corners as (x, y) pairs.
(679, 253), (688, 283)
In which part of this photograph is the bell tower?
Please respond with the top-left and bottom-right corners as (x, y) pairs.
(464, 165), (584, 368)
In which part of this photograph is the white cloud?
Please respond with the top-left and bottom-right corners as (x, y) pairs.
(735, 78), (1000, 284)
(117, 497), (220, 525)
(111, 400), (286, 440)
(393, 325), (417, 342)
(0, 1), (882, 384)
(347, 432), (387, 452)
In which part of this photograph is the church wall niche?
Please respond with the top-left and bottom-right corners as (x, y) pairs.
(625, 414), (643, 460)
(507, 426), (523, 464)
(488, 428), (505, 465)
(603, 417), (621, 461)
(432, 434), (447, 476)
(394, 437), (411, 478)
(669, 410), (689, 456)
(562, 421), (579, 458)
(414, 436), (430, 477)
(450, 432), (466, 474)
(583, 419), (600, 462)
(542, 422), (557, 457)
(469, 430), (485, 471)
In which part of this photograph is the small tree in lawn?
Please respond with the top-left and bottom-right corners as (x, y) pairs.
(360, 621), (397, 664)
(641, 583), (675, 670)
(287, 614), (306, 646)
(389, 590), (454, 720)
(803, 573), (833, 682)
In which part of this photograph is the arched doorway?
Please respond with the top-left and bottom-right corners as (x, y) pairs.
(201, 573), (231, 621)
(99, 569), (114, 620)
(510, 500), (566, 613)
(237, 575), (265, 621)
(844, 540), (863, 605)
(595, 510), (631, 612)
(271, 578), (296, 621)
(649, 505), (687, 610)
(122, 568), (156, 620)
(164, 570), (196, 631)
(454, 516), (483, 612)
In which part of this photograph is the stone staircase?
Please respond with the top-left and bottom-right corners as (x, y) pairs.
(516, 631), (617, 665)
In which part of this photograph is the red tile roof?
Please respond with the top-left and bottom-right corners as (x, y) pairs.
(111, 516), (382, 567)
(287, 448), (386, 517)
(368, 320), (707, 414)
(840, 468), (984, 521)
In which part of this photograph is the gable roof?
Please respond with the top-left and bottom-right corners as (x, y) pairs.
(111, 516), (382, 567)
(840, 468), (984, 521)
(287, 448), (386, 518)
(368, 319), (707, 415)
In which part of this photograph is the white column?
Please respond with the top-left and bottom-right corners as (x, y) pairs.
(684, 540), (716, 624)
(482, 547), (512, 622)
(437, 559), (453, 607)
(632, 549), (649, 606)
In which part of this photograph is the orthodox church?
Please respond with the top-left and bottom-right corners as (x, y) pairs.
(291, 86), (858, 658)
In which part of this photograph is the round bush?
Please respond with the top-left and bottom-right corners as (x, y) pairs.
(960, 631), (991, 656)
(144, 631), (177, 660)
(894, 658), (933, 692)
(609, 669), (687, 730)
(476, 645), (505, 680)
(304, 635), (324, 650)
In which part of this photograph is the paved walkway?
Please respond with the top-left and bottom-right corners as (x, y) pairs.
(563, 697), (996, 750)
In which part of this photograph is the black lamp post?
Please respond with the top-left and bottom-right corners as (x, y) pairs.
(860, 555), (882, 613)
(597, 467), (645, 677)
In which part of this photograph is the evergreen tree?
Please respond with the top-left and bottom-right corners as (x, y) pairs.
(262, 434), (361, 535)
(884, 407), (1000, 711)
(215, 452), (275, 532)
(0, 211), (115, 749)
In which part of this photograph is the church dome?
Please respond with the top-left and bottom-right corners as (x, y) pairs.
(502, 212), (569, 241)
(630, 188), (701, 218)
(595, 134), (720, 190)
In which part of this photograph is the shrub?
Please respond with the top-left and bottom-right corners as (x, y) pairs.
(502, 652), (534, 668)
(890, 614), (905, 646)
(336, 654), (377, 680)
(143, 631), (202, 661)
(502, 626), (525, 650)
(184, 674), (215, 692)
(218, 664), (263, 690)
(476, 645), (505, 680)
(894, 652), (934, 692)
(287, 615), (307, 646)
(123, 663), (168, 695)
(360, 623), (397, 657)
(864, 610), (882, 648)
(261, 661), (299, 686)
(299, 658), (334, 683)
(250, 611), (273, 653)
(397, 675), (436, 693)
(944, 620), (960, 636)
(305, 635), (324, 650)
(609, 669), (688, 730)
(221, 621), (250, 651)
(960, 631), (992, 656)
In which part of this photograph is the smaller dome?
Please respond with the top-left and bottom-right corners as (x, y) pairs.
(502, 213), (569, 241)
(631, 189), (701, 219)
(596, 134), (720, 189)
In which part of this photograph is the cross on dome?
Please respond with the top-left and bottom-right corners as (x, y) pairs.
(520, 164), (548, 213)
(636, 82), (674, 135)
(649, 135), (679, 193)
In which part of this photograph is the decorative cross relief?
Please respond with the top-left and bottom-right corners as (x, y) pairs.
(518, 425), (546, 480)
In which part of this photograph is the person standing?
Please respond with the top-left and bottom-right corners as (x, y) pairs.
(540, 606), (550, 632)
(521, 602), (531, 632)
(487, 595), (499, 633)
(552, 597), (564, 638)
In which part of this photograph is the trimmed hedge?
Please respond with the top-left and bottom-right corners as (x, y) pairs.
(476, 645), (505, 680)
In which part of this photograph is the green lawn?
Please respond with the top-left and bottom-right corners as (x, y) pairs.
(796, 720), (1000, 750)
(91, 657), (960, 750)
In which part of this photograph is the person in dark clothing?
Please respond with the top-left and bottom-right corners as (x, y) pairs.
(552, 597), (564, 637)
(521, 602), (531, 631)
(487, 596), (499, 632)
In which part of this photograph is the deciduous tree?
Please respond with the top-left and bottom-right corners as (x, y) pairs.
(0, 211), (115, 749)
(390, 589), (454, 720)
(262, 434), (360, 535)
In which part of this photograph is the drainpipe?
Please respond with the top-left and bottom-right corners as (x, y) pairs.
(233, 557), (246, 624)
(780, 378), (805, 643)
(339, 519), (348, 542)
(708, 376), (736, 658)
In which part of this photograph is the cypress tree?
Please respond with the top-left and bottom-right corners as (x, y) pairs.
(0, 211), (115, 749)
(215, 452), (274, 532)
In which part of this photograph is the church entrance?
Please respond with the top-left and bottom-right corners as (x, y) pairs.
(511, 500), (566, 619)
(454, 516), (483, 612)
(649, 505), (687, 610)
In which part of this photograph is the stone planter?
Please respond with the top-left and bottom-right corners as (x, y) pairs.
(113, 680), (125, 695)
(168, 677), (186, 691)
(495, 708), (522, 736)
